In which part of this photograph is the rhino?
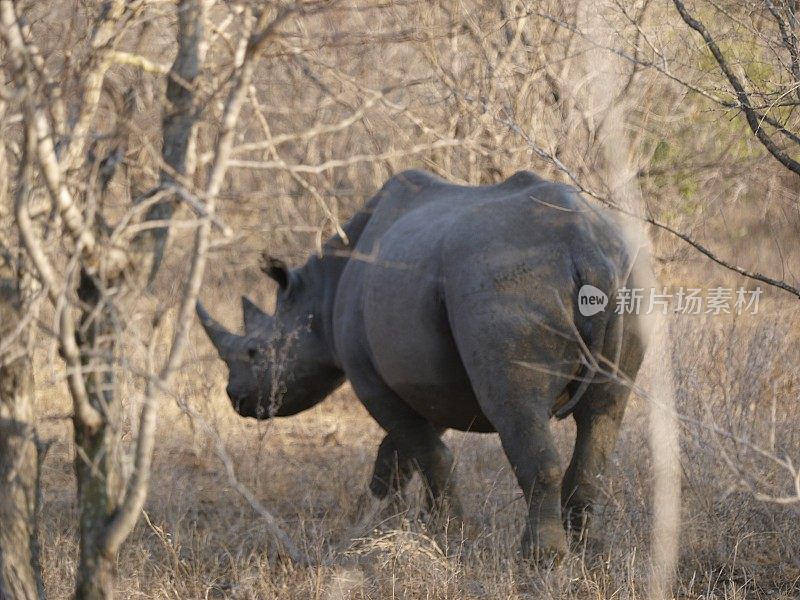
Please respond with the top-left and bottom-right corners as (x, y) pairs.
(197, 169), (647, 558)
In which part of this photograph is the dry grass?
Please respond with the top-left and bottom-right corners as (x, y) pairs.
(32, 286), (800, 599)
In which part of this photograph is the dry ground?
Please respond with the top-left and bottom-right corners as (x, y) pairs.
(32, 281), (800, 599)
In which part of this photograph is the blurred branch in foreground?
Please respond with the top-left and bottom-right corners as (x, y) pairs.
(0, 0), (308, 596)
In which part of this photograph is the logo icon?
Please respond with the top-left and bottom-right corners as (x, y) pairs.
(578, 285), (608, 316)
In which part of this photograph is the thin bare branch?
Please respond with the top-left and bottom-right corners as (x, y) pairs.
(672, 0), (800, 176)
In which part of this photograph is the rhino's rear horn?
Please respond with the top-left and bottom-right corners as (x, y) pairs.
(241, 295), (272, 333)
(196, 301), (243, 360)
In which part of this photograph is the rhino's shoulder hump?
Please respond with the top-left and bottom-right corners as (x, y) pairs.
(500, 170), (547, 188)
(389, 169), (445, 192)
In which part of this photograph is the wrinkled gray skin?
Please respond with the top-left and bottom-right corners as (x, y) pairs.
(198, 170), (647, 558)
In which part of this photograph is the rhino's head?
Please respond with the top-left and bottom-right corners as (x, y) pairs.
(197, 257), (344, 419)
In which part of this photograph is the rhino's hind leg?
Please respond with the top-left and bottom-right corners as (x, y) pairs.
(442, 293), (576, 559)
(452, 341), (570, 558)
(560, 387), (627, 541)
(496, 402), (568, 560)
(561, 320), (644, 542)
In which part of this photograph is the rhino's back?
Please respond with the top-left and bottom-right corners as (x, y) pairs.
(350, 168), (626, 299)
(351, 169), (558, 249)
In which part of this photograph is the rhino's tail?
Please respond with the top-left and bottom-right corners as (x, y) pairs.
(551, 259), (624, 420)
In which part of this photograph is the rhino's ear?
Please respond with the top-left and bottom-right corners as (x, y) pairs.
(260, 254), (291, 290)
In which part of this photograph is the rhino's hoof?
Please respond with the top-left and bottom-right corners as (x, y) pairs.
(563, 506), (591, 542)
(419, 497), (463, 532)
(521, 523), (568, 563)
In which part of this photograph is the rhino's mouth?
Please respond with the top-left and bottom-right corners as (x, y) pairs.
(228, 392), (269, 420)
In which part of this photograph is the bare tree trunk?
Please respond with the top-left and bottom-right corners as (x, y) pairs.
(146, 0), (209, 278)
(0, 95), (44, 600)
(72, 3), (210, 596)
(73, 274), (121, 600)
(0, 289), (43, 600)
(0, 303), (41, 599)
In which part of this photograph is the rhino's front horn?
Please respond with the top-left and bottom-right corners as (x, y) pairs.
(241, 295), (272, 333)
(196, 301), (243, 360)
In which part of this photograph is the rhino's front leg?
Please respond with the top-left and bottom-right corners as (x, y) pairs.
(376, 425), (461, 518)
(353, 376), (461, 518)
(369, 433), (415, 499)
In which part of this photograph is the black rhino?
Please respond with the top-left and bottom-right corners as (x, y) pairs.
(197, 169), (647, 557)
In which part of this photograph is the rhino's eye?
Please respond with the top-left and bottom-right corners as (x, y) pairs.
(247, 347), (258, 359)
